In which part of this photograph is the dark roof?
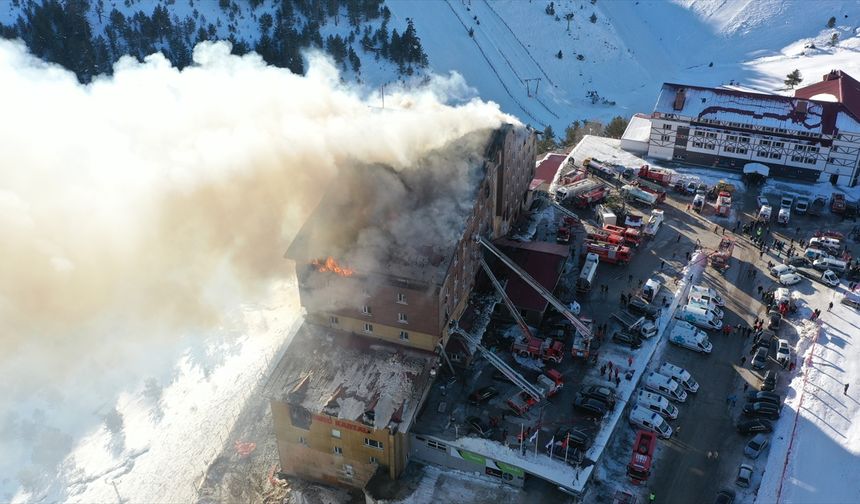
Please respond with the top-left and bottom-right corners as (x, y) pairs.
(494, 238), (570, 313)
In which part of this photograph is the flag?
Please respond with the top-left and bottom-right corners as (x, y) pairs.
(528, 429), (538, 444)
(544, 436), (555, 451)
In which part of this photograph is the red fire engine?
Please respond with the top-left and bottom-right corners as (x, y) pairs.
(603, 224), (642, 247)
(626, 429), (657, 484)
(638, 164), (675, 186)
(584, 241), (632, 265)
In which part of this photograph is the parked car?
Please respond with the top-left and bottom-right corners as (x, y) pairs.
(573, 393), (608, 418)
(582, 385), (618, 408)
(754, 331), (775, 351)
(612, 331), (643, 349)
(746, 391), (782, 406)
(627, 297), (662, 321)
(776, 340), (791, 367)
(768, 311), (782, 331)
(714, 489), (736, 504)
(770, 264), (796, 277)
(762, 370), (778, 392)
(553, 427), (591, 450)
(466, 416), (494, 438)
(742, 401), (781, 420)
(468, 386), (499, 405)
(779, 272), (803, 286)
(795, 197), (809, 214)
(785, 256), (811, 267)
(736, 463), (754, 488)
(757, 195), (769, 208)
(744, 433), (770, 459)
(752, 347), (769, 370)
(737, 419), (773, 435)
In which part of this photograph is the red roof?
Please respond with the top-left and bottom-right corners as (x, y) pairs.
(494, 239), (570, 314)
(795, 70), (860, 124)
(533, 153), (567, 187)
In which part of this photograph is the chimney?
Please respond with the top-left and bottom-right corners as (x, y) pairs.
(673, 88), (687, 111)
(823, 70), (840, 82)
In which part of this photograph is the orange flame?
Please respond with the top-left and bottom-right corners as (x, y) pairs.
(312, 257), (354, 277)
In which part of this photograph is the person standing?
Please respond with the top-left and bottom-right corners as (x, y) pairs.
(845, 383), (850, 395)
(829, 301), (834, 311)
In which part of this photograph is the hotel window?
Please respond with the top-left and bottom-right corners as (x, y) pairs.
(362, 305), (371, 315)
(298, 436), (307, 446)
(661, 135), (670, 142)
(427, 439), (447, 452)
(333, 446), (343, 455)
(329, 315), (339, 325)
(343, 464), (354, 478)
(363, 323), (373, 333)
(364, 438), (384, 450)
(663, 124), (673, 130)
(399, 331), (409, 341)
(397, 292), (407, 304)
(398, 313), (408, 323)
(331, 429), (342, 439)
(370, 456), (378, 464)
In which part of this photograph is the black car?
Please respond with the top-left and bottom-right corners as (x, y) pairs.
(627, 297), (662, 322)
(573, 393), (608, 418)
(737, 419), (773, 435)
(754, 331), (775, 350)
(553, 427), (591, 450)
(767, 311), (782, 331)
(742, 401), (781, 420)
(761, 370), (778, 392)
(746, 391), (782, 406)
(612, 331), (642, 349)
(786, 256), (811, 267)
(714, 489), (736, 504)
(468, 386), (499, 405)
(466, 416), (495, 438)
(582, 385), (617, 408)
(752, 347), (769, 370)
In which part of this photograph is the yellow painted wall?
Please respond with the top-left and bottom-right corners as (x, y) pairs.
(309, 312), (440, 352)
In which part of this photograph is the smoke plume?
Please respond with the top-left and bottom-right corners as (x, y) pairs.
(0, 39), (516, 497)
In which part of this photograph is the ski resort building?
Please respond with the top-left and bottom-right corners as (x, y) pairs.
(267, 125), (536, 489)
(643, 70), (860, 186)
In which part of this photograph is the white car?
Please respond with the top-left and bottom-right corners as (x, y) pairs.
(736, 463), (754, 488)
(821, 270), (840, 287)
(770, 264), (796, 277)
(779, 272), (802, 286)
(776, 339), (791, 367)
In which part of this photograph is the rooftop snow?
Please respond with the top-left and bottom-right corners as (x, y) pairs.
(621, 114), (652, 143)
(264, 324), (436, 432)
(654, 83), (860, 135)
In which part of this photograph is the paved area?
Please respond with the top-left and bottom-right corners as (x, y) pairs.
(644, 185), (857, 504)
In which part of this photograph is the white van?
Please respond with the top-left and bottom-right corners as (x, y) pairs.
(636, 390), (679, 420)
(777, 207), (790, 225)
(804, 248), (833, 261)
(629, 405), (673, 439)
(676, 305), (723, 331)
(668, 321), (713, 354)
(644, 372), (688, 402)
(758, 205), (772, 222)
(690, 285), (724, 307)
(813, 257), (848, 273)
(809, 237), (842, 254)
(687, 298), (724, 319)
(658, 363), (700, 393)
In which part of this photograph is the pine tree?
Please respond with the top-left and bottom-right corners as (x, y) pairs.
(784, 69), (803, 89)
(827, 16), (836, 28)
(564, 121), (581, 145)
(603, 116), (629, 139)
(564, 12), (574, 32)
(589, 12), (597, 23)
(538, 125), (557, 152)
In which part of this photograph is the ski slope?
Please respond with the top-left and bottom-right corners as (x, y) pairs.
(389, 0), (860, 130)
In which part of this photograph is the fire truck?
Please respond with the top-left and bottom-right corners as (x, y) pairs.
(556, 179), (606, 208)
(572, 184), (608, 208)
(583, 157), (618, 182)
(587, 230), (625, 246)
(536, 369), (564, 397)
(511, 336), (565, 363)
(507, 390), (540, 415)
(715, 191), (732, 217)
(638, 164), (675, 186)
(603, 224), (642, 247)
(709, 237), (734, 272)
(584, 240), (633, 265)
(626, 430), (657, 484)
(556, 226), (571, 244)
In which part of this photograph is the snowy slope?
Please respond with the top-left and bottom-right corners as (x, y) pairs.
(756, 292), (860, 504)
(388, 0), (860, 130)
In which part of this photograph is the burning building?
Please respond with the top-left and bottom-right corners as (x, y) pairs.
(265, 124), (535, 488)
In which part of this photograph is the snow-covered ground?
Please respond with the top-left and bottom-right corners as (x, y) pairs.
(757, 285), (860, 504)
(388, 0), (860, 130)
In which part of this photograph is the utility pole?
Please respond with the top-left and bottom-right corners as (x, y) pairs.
(380, 83), (385, 109)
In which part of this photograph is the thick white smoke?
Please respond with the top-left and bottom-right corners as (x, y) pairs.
(0, 39), (516, 498)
